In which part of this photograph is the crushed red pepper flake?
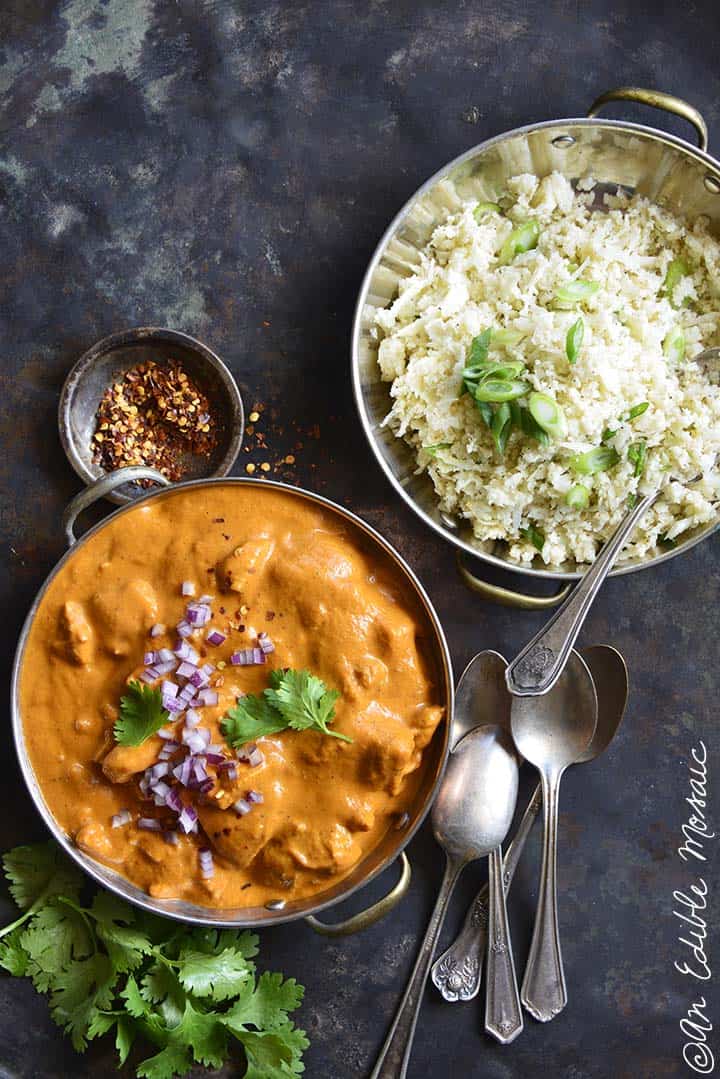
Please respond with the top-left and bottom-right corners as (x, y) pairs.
(92, 359), (218, 483)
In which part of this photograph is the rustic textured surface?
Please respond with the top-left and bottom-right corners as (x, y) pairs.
(1, 1), (719, 1076)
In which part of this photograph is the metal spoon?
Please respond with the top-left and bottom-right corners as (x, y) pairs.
(451, 649), (510, 746)
(370, 724), (520, 1078)
(511, 651), (597, 1022)
(506, 345), (718, 699)
(431, 645), (627, 1003)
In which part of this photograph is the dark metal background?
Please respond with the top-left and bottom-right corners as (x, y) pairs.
(1, 2), (718, 1076)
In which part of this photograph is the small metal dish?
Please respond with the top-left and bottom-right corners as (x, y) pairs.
(58, 327), (244, 504)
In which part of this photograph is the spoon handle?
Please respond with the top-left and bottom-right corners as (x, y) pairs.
(505, 489), (658, 697)
(521, 772), (566, 1021)
(485, 845), (523, 1043)
(370, 856), (464, 1079)
(431, 783), (542, 1002)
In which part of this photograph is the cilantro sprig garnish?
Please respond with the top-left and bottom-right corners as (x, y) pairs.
(0, 842), (308, 1077)
(222, 668), (352, 749)
(114, 681), (169, 747)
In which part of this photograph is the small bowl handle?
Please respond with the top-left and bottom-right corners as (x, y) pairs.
(587, 87), (708, 152)
(456, 551), (572, 610)
(305, 852), (411, 937)
(63, 467), (170, 547)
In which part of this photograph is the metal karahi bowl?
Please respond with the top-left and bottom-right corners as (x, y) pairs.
(11, 471), (453, 933)
(352, 88), (720, 607)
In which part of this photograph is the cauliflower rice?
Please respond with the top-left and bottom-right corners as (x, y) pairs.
(374, 171), (720, 567)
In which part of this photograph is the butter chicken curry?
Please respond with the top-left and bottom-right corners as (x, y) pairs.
(19, 484), (445, 909)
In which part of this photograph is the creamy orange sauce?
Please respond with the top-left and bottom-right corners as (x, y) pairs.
(19, 485), (445, 909)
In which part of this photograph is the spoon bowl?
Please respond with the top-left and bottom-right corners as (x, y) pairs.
(371, 724), (520, 1077)
(451, 650), (510, 745)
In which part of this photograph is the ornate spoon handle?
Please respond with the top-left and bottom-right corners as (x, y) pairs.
(521, 771), (566, 1021)
(371, 854), (465, 1079)
(505, 489), (658, 697)
(485, 845), (523, 1043)
(431, 784), (542, 1002)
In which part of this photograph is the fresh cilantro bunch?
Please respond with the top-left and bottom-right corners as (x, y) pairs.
(115, 681), (169, 747)
(0, 843), (308, 1078)
(222, 668), (352, 749)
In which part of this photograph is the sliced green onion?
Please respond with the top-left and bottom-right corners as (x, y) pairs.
(565, 484), (589, 509)
(474, 202), (502, 220)
(519, 406), (550, 447)
(601, 427), (617, 443)
(476, 361), (526, 382)
(498, 220), (540, 265)
(528, 392), (566, 439)
(474, 379), (531, 403)
(519, 524), (545, 552)
(492, 328), (526, 347)
(565, 317), (584, 365)
(468, 329), (493, 365)
(554, 279), (600, 308)
(570, 446), (620, 475)
(422, 442), (451, 457)
(474, 399), (494, 427)
(626, 401), (649, 421)
(491, 402), (513, 456)
(658, 531), (676, 549)
(661, 258), (689, 308)
(663, 325), (686, 363)
(627, 439), (647, 477)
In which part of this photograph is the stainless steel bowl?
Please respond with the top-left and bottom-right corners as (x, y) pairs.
(59, 327), (245, 505)
(11, 470), (453, 932)
(352, 87), (720, 607)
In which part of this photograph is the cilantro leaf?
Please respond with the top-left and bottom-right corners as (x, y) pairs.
(222, 668), (351, 747)
(136, 1042), (193, 1079)
(20, 899), (93, 991)
(115, 1015), (136, 1066)
(2, 843), (83, 910)
(176, 944), (255, 1001)
(238, 1029), (308, 1078)
(49, 953), (118, 1051)
(114, 681), (169, 747)
(265, 669), (349, 741)
(91, 891), (154, 973)
(221, 693), (288, 749)
(0, 928), (29, 976)
(224, 971), (305, 1032)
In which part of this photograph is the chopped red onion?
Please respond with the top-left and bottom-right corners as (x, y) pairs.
(157, 647), (175, 663)
(201, 662), (215, 677)
(149, 623), (165, 638)
(174, 639), (193, 660)
(164, 830), (179, 845)
(176, 620), (193, 638)
(163, 698), (184, 714)
(165, 788), (183, 813)
(189, 669), (207, 689)
(197, 777), (214, 796)
(230, 648), (265, 666)
(154, 660), (178, 676)
(140, 669), (157, 684)
(152, 780), (171, 805)
(178, 684), (196, 703)
(176, 661), (198, 680)
(186, 603), (211, 627)
(157, 727), (176, 741)
(178, 805), (198, 834)
(199, 847), (214, 879)
(197, 688), (218, 707)
(158, 741), (180, 760)
(198, 594), (214, 604)
(233, 798), (252, 816)
(206, 628), (227, 647)
(185, 708), (201, 729)
(173, 758), (193, 787)
(182, 580), (196, 597)
(138, 817), (163, 832)
(205, 752), (225, 766)
(144, 651), (156, 666)
(248, 747), (264, 768)
(258, 634), (275, 654)
(161, 680), (178, 699)
(111, 809), (132, 828)
(218, 761), (238, 781)
(246, 790), (264, 804)
(138, 776), (150, 795)
(150, 761), (171, 779)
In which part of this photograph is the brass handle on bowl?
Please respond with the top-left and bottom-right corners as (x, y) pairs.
(305, 852), (411, 937)
(456, 551), (572, 610)
(588, 87), (708, 152)
(63, 467), (170, 546)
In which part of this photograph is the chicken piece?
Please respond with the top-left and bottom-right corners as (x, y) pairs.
(197, 802), (269, 870)
(56, 601), (95, 666)
(411, 704), (445, 752)
(343, 794), (376, 833)
(353, 702), (417, 795)
(102, 737), (162, 783)
(75, 821), (120, 863)
(338, 654), (389, 702)
(91, 579), (159, 656)
(216, 538), (275, 605)
(257, 821), (360, 887)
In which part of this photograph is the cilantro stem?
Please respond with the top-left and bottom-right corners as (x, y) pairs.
(0, 885), (55, 939)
